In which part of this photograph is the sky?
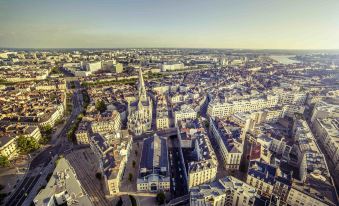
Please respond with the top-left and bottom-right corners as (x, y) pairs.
(0, 0), (339, 49)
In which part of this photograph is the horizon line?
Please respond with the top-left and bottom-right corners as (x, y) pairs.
(1, 47), (339, 51)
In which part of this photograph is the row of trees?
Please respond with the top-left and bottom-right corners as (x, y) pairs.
(0, 155), (9, 167)
(16, 136), (40, 154)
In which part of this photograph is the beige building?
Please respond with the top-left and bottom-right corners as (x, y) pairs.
(188, 132), (218, 188)
(0, 124), (42, 159)
(207, 95), (279, 118)
(75, 121), (90, 145)
(91, 111), (121, 134)
(39, 104), (65, 128)
(173, 104), (197, 125)
(89, 131), (132, 196)
(209, 117), (243, 171)
(156, 94), (170, 130)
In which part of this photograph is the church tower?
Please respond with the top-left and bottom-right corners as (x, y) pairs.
(138, 68), (147, 102)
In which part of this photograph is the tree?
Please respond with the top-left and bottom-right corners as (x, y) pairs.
(135, 150), (138, 156)
(132, 160), (136, 168)
(95, 172), (102, 180)
(128, 173), (133, 182)
(156, 191), (166, 205)
(16, 136), (39, 154)
(116, 197), (123, 206)
(95, 100), (107, 113)
(0, 155), (9, 167)
(41, 125), (52, 135)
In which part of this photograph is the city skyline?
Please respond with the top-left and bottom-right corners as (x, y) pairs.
(1, 0), (339, 49)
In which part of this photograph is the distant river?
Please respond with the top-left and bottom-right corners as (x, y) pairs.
(270, 55), (299, 64)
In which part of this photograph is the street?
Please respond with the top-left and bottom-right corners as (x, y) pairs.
(4, 80), (84, 206)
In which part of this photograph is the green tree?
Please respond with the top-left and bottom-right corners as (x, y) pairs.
(95, 172), (102, 180)
(156, 191), (166, 205)
(128, 173), (133, 182)
(16, 136), (40, 154)
(0, 155), (10, 167)
(41, 125), (52, 135)
(95, 100), (107, 113)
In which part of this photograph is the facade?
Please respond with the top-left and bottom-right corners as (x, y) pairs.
(127, 68), (153, 135)
(246, 161), (277, 199)
(85, 61), (102, 73)
(207, 95), (279, 118)
(190, 176), (257, 206)
(207, 92), (307, 118)
(137, 135), (170, 192)
(75, 121), (90, 145)
(310, 100), (339, 123)
(91, 111), (121, 134)
(114, 63), (124, 73)
(209, 117), (243, 170)
(313, 118), (339, 171)
(156, 111), (169, 130)
(188, 132), (218, 188)
(156, 94), (170, 130)
(174, 104), (197, 125)
(161, 62), (184, 72)
(39, 104), (65, 127)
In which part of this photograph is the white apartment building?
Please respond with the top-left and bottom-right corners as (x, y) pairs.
(207, 92), (307, 118)
(190, 176), (257, 206)
(161, 63), (184, 72)
(39, 104), (65, 128)
(0, 125), (42, 159)
(311, 100), (339, 123)
(75, 121), (90, 145)
(156, 111), (170, 130)
(209, 117), (243, 171)
(207, 95), (279, 118)
(85, 61), (102, 72)
(312, 118), (339, 171)
(188, 132), (218, 188)
(91, 111), (121, 134)
(174, 104), (197, 125)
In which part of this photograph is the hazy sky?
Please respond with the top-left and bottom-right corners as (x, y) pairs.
(0, 0), (339, 49)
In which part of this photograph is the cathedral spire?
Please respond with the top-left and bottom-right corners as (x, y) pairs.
(138, 68), (147, 101)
